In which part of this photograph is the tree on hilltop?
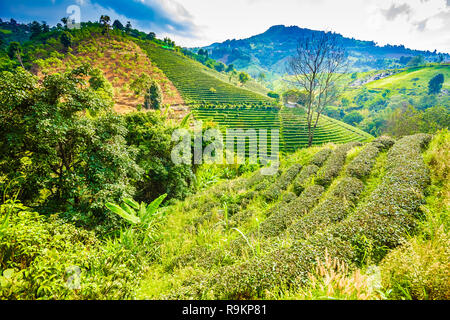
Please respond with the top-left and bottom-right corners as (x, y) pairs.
(30, 21), (42, 39)
(226, 64), (235, 73)
(146, 32), (156, 40)
(60, 31), (73, 50)
(258, 72), (266, 83)
(100, 15), (111, 35)
(407, 55), (425, 67)
(61, 17), (68, 28)
(238, 72), (250, 85)
(112, 20), (124, 30)
(125, 21), (132, 34)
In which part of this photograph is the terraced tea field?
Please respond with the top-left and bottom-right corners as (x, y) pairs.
(139, 43), (273, 105)
(193, 106), (373, 152)
(139, 133), (437, 299)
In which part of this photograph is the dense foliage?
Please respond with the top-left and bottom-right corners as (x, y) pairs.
(0, 17), (448, 302)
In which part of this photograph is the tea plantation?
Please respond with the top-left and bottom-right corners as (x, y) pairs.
(140, 43), (273, 105)
(138, 132), (449, 300)
(193, 106), (373, 152)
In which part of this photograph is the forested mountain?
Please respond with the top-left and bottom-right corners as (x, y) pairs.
(201, 25), (449, 78)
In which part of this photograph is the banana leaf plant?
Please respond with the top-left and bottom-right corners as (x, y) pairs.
(106, 194), (167, 228)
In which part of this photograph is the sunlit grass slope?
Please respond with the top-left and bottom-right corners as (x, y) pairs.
(366, 64), (450, 91)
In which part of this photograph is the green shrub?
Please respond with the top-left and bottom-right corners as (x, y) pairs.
(260, 185), (324, 238)
(0, 203), (143, 299)
(380, 228), (450, 300)
(292, 165), (319, 195)
(310, 148), (332, 167)
(316, 142), (361, 186)
(264, 164), (302, 201)
(346, 143), (381, 179)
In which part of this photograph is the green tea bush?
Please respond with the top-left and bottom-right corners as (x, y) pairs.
(310, 148), (332, 167)
(263, 191), (298, 219)
(167, 246), (233, 271)
(329, 133), (432, 264)
(202, 232), (355, 299)
(263, 164), (302, 201)
(346, 137), (395, 179)
(346, 144), (379, 179)
(243, 170), (276, 190)
(259, 185), (324, 238)
(372, 136), (396, 150)
(253, 178), (274, 192)
(316, 142), (361, 186)
(288, 177), (364, 240)
(229, 208), (256, 226)
(192, 134), (430, 299)
(292, 165), (319, 195)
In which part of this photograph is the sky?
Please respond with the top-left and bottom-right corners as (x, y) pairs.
(1, 0), (449, 53)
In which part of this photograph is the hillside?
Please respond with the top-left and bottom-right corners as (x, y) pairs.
(1, 23), (376, 152)
(1, 9), (449, 304)
(193, 106), (372, 152)
(137, 131), (449, 300)
(201, 25), (448, 80)
(332, 64), (450, 136)
(140, 42), (272, 106)
(33, 36), (185, 114)
(365, 64), (450, 91)
(19, 27), (273, 120)
(268, 64), (449, 137)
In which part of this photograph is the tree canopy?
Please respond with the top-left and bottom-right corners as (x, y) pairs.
(428, 73), (444, 95)
(0, 65), (142, 229)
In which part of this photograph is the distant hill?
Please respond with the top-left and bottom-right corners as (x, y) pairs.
(200, 25), (449, 79)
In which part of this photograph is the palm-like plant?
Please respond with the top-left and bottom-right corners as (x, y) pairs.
(106, 194), (167, 228)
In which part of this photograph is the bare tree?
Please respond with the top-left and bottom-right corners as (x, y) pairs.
(288, 32), (347, 147)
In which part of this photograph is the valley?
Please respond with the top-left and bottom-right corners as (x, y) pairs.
(0, 7), (448, 302)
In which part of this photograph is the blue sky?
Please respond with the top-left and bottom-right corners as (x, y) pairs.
(1, 0), (449, 53)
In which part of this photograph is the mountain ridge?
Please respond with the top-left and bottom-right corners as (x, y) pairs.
(200, 24), (449, 79)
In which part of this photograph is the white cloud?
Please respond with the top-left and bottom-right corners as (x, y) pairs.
(426, 16), (445, 30)
(168, 0), (449, 53)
